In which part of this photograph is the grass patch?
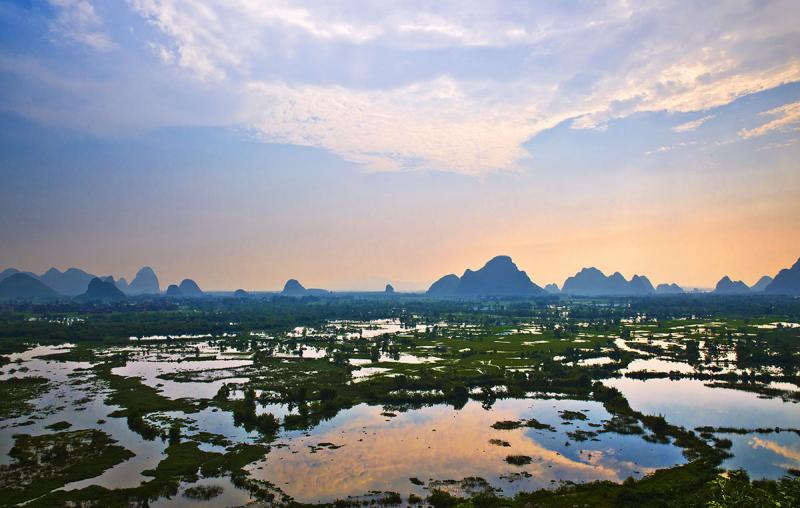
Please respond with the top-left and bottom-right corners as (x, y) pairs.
(0, 377), (50, 420)
(0, 429), (134, 506)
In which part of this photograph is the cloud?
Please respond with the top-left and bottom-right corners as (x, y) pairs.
(10, 1), (800, 174)
(47, 0), (115, 51)
(241, 78), (555, 174)
(147, 42), (175, 64)
(672, 115), (715, 133)
(739, 101), (800, 139)
(755, 138), (798, 151)
(644, 141), (697, 156)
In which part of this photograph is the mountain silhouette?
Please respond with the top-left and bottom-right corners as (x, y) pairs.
(544, 283), (560, 294)
(39, 267), (97, 296)
(629, 275), (655, 294)
(561, 267), (609, 296)
(0, 268), (20, 283)
(234, 289), (250, 298)
(712, 276), (751, 295)
(562, 267), (655, 296)
(115, 277), (130, 293)
(764, 258), (800, 296)
(655, 283), (684, 294)
(178, 279), (203, 297)
(427, 256), (545, 297)
(384, 283), (395, 294)
(750, 275), (773, 292)
(128, 267), (160, 295)
(282, 279), (307, 296)
(166, 284), (183, 297)
(427, 274), (460, 296)
(278, 279), (331, 297)
(0, 273), (59, 300)
(77, 278), (127, 302)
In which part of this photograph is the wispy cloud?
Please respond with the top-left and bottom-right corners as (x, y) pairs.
(125, 1), (800, 174)
(739, 101), (800, 139)
(644, 141), (697, 156)
(672, 115), (715, 133)
(47, 0), (114, 51)
(6, 1), (800, 174)
(755, 137), (798, 151)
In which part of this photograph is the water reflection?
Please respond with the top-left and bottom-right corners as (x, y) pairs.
(604, 378), (800, 429)
(250, 399), (685, 503)
(3, 336), (798, 506)
(721, 434), (800, 479)
(112, 360), (252, 399)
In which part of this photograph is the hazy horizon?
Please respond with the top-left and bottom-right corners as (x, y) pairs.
(2, 253), (796, 293)
(2, 1), (799, 291)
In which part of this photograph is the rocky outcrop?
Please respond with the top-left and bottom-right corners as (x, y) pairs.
(0, 273), (59, 300)
(178, 279), (203, 297)
(427, 256), (545, 297)
(128, 267), (160, 295)
(712, 276), (750, 295)
(764, 258), (800, 296)
(77, 278), (127, 302)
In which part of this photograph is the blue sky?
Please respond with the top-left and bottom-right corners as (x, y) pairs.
(1, 1), (799, 290)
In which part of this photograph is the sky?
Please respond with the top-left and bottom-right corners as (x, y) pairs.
(1, 0), (799, 291)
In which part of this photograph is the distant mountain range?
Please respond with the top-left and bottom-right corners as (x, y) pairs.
(39, 268), (97, 296)
(561, 267), (659, 296)
(427, 255), (546, 297)
(0, 265), (205, 300)
(1, 256), (799, 300)
(426, 256), (800, 298)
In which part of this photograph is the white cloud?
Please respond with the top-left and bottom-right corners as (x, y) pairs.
(644, 141), (696, 156)
(672, 115), (715, 133)
(241, 78), (548, 174)
(147, 42), (175, 64)
(22, 1), (800, 174)
(739, 101), (800, 139)
(47, 0), (114, 51)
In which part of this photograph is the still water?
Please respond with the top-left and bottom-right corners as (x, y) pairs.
(2, 341), (798, 504)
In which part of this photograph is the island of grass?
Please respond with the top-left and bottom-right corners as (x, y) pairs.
(0, 377), (50, 420)
(0, 429), (134, 506)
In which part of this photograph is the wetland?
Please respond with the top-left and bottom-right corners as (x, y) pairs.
(0, 295), (798, 506)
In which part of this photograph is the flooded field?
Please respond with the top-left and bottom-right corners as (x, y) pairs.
(1, 300), (799, 506)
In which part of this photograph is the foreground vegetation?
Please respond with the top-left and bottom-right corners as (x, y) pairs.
(0, 294), (798, 506)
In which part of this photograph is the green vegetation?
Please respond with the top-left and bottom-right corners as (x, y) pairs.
(0, 430), (134, 507)
(182, 484), (223, 500)
(414, 467), (800, 508)
(0, 294), (798, 506)
(505, 455), (533, 465)
(0, 377), (49, 419)
(44, 421), (71, 431)
(28, 441), (275, 507)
